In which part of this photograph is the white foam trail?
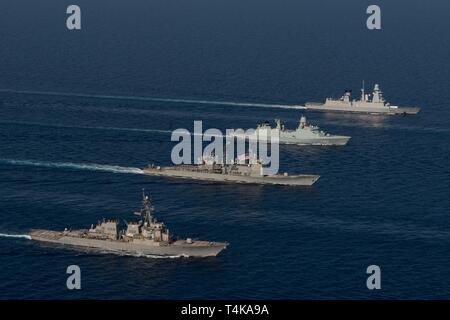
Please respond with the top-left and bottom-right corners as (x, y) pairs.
(0, 159), (144, 175)
(0, 233), (31, 240)
(0, 89), (306, 110)
(0, 120), (173, 135)
(0, 120), (227, 137)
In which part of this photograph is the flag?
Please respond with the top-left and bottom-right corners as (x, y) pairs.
(237, 153), (250, 162)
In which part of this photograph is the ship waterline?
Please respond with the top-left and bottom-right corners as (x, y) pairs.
(305, 102), (420, 115)
(29, 191), (228, 258)
(306, 83), (420, 115)
(143, 165), (320, 186)
(29, 230), (226, 257)
(230, 116), (351, 146)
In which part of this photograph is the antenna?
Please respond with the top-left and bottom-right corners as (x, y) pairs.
(140, 189), (154, 224)
(361, 80), (365, 101)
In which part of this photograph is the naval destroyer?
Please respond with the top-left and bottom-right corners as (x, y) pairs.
(29, 191), (228, 257)
(143, 158), (319, 186)
(230, 116), (350, 146)
(306, 83), (420, 115)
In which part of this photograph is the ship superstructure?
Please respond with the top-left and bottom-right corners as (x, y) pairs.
(230, 116), (350, 146)
(306, 83), (420, 115)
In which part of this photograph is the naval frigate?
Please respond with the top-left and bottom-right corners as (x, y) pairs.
(29, 191), (228, 257)
(143, 158), (319, 186)
(230, 116), (350, 146)
(305, 83), (420, 115)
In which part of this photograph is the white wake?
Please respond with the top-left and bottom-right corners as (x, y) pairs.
(0, 233), (31, 240)
(0, 89), (306, 110)
(0, 159), (144, 175)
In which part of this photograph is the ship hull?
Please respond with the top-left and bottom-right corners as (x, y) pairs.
(305, 102), (420, 115)
(29, 230), (227, 257)
(231, 133), (350, 146)
(143, 168), (319, 186)
(280, 136), (350, 146)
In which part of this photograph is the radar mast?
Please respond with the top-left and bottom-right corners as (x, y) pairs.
(141, 189), (155, 224)
(361, 80), (366, 101)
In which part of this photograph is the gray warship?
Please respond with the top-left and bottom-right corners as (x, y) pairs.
(306, 83), (420, 115)
(143, 158), (319, 186)
(230, 116), (350, 146)
(29, 191), (228, 257)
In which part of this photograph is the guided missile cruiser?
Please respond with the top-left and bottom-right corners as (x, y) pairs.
(230, 116), (351, 146)
(305, 83), (420, 115)
(29, 191), (228, 257)
(143, 158), (319, 186)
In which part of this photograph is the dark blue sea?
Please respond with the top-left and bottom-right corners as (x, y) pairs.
(0, 0), (449, 299)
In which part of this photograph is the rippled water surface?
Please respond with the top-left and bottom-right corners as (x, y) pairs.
(0, 0), (449, 299)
